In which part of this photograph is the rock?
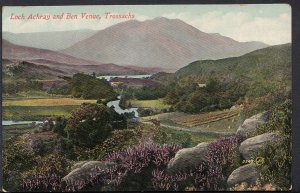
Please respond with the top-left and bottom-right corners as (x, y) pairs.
(70, 161), (89, 170)
(62, 161), (116, 185)
(239, 132), (283, 160)
(236, 111), (270, 138)
(167, 142), (209, 173)
(227, 164), (259, 188)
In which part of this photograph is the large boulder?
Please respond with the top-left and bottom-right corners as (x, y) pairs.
(227, 164), (260, 188)
(62, 161), (116, 185)
(239, 132), (283, 160)
(236, 111), (270, 138)
(167, 142), (209, 173)
(70, 161), (89, 170)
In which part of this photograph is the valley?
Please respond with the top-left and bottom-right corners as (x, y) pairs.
(2, 14), (292, 192)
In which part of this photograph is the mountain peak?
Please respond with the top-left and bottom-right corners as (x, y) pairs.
(152, 16), (171, 21)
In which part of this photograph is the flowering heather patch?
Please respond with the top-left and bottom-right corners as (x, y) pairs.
(22, 173), (63, 192)
(205, 135), (242, 189)
(95, 143), (181, 190)
(105, 143), (181, 168)
(152, 135), (242, 191)
(21, 136), (242, 191)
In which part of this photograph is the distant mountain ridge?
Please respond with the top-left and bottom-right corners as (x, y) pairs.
(2, 40), (163, 77)
(3, 30), (97, 50)
(61, 17), (268, 70)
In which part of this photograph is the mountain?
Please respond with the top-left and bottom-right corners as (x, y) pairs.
(156, 43), (291, 114)
(175, 43), (291, 80)
(2, 40), (160, 78)
(2, 39), (103, 65)
(61, 17), (268, 70)
(2, 30), (97, 50)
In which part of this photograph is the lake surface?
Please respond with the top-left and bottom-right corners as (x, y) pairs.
(107, 96), (139, 117)
(97, 74), (152, 81)
(3, 120), (43, 126)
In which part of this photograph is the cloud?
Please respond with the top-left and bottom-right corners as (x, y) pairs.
(163, 11), (291, 45)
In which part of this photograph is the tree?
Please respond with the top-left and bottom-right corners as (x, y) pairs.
(69, 73), (117, 99)
(65, 103), (113, 148)
(53, 116), (67, 136)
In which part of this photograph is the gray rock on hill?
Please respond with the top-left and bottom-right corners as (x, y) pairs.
(239, 132), (283, 160)
(236, 111), (270, 138)
(227, 164), (260, 187)
(62, 161), (116, 185)
(167, 142), (209, 173)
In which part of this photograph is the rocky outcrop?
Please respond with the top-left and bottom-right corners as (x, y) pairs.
(227, 164), (260, 187)
(62, 161), (116, 185)
(236, 111), (270, 138)
(239, 132), (283, 160)
(167, 142), (209, 173)
(70, 161), (89, 170)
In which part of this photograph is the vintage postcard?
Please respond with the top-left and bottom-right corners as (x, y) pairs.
(2, 4), (292, 192)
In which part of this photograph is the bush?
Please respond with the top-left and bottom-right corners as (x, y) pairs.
(65, 103), (113, 148)
(22, 153), (71, 192)
(97, 136), (240, 191)
(92, 129), (139, 160)
(53, 116), (67, 136)
(250, 99), (292, 190)
(3, 136), (37, 191)
(75, 143), (180, 191)
(137, 108), (154, 117)
(169, 132), (192, 148)
(152, 135), (242, 191)
(69, 73), (117, 99)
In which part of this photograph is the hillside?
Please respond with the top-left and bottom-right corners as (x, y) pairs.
(154, 43), (291, 114)
(61, 17), (268, 70)
(2, 39), (103, 65)
(175, 43), (291, 84)
(2, 40), (161, 77)
(3, 30), (96, 50)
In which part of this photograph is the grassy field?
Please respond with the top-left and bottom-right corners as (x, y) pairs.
(3, 106), (79, 121)
(140, 122), (219, 148)
(3, 90), (68, 99)
(3, 124), (37, 140)
(161, 127), (219, 147)
(128, 99), (170, 109)
(3, 98), (97, 106)
(140, 109), (243, 133)
(3, 98), (97, 121)
(174, 109), (241, 127)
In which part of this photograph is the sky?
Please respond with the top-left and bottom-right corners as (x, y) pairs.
(2, 4), (291, 45)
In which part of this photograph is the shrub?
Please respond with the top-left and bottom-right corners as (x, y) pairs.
(3, 136), (37, 191)
(65, 103), (113, 148)
(205, 135), (242, 189)
(98, 136), (240, 191)
(152, 135), (242, 191)
(94, 144), (181, 191)
(22, 153), (71, 192)
(248, 99), (291, 138)
(69, 73), (117, 99)
(169, 132), (192, 148)
(137, 108), (154, 117)
(53, 116), (67, 136)
(92, 129), (139, 160)
(250, 100), (292, 190)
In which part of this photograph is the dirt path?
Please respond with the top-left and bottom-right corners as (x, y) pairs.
(142, 121), (235, 136)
